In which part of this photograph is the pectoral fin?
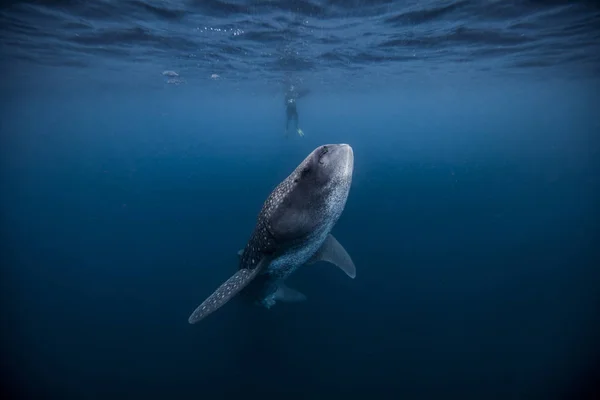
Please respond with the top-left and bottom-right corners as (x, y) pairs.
(308, 234), (356, 278)
(274, 282), (306, 303)
(188, 257), (269, 324)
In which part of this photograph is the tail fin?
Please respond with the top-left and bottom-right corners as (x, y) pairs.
(187, 257), (270, 324)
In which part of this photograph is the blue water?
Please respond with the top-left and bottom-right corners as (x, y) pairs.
(1, 1), (599, 399)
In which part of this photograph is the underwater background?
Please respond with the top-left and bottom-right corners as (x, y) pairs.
(1, 1), (599, 399)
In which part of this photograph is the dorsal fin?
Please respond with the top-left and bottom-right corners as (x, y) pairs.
(308, 234), (356, 278)
(188, 257), (269, 324)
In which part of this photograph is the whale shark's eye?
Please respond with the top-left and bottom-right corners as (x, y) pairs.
(301, 166), (311, 178)
(294, 166), (311, 183)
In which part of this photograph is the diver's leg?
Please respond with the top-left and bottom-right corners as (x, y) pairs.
(293, 112), (303, 136)
(285, 116), (290, 137)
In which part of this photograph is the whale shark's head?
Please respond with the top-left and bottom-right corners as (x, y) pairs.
(302, 143), (353, 185)
(293, 143), (353, 199)
(266, 144), (354, 244)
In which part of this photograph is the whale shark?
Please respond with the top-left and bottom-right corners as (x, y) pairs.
(188, 143), (355, 324)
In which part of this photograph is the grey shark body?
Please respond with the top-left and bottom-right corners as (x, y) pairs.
(188, 144), (355, 324)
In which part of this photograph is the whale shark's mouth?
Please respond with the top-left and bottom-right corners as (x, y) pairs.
(340, 144), (354, 177)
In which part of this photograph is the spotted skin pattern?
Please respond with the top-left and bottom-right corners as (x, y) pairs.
(188, 144), (354, 324)
(187, 267), (261, 324)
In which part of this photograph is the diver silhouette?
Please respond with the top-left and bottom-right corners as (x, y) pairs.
(284, 84), (309, 137)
